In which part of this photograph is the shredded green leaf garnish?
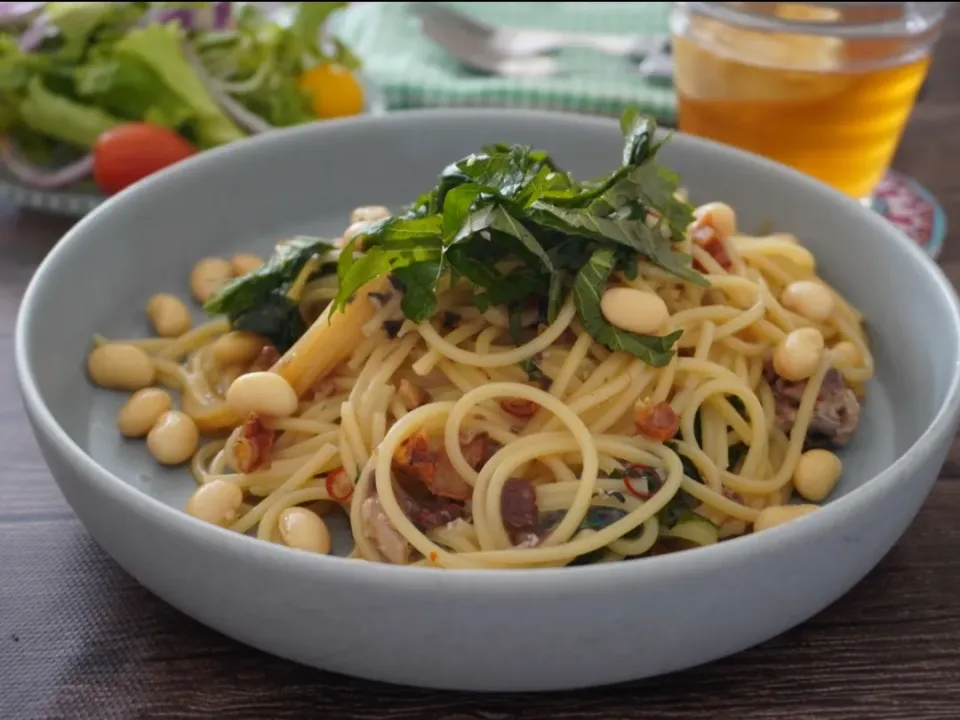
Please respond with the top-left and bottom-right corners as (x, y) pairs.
(329, 107), (707, 366)
(204, 236), (336, 351)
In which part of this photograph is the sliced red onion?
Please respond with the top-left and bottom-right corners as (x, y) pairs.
(183, 42), (275, 135)
(1, 140), (93, 189)
(149, 2), (232, 30)
(0, 1), (42, 27)
(18, 10), (48, 52)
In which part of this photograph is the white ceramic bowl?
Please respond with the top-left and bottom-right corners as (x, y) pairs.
(15, 109), (960, 692)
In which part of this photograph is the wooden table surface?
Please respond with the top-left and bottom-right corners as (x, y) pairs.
(4, 26), (960, 720)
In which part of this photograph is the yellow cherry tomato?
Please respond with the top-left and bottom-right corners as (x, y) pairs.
(299, 63), (365, 119)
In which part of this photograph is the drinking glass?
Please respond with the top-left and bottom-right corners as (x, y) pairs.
(670, 2), (950, 200)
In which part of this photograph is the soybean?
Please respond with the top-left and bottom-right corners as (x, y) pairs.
(230, 253), (263, 277)
(226, 371), (299, 418)
(185, 479), (244, 527)
(693, 202), (736, 239)
(278, 507), (332, 554)
(213, 331), (265, 367)
(753, 504), (819, 532)
(793, 449), (843, 502)
(599, 287), (669, 336)
(350, 205), (391, 224)
(87, 344), (156, 391)
(190, 257), (232, 304)
(117, 388), (173, 438)
(146, 293), (192, 337)
(780, 280), (835, 323)
(146, 410), (199, 465)
(773, 327), (825, 382)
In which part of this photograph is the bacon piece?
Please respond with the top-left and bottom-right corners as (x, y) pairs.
(232, 413), (274, 473)
(392, 430), (499, 502)
(501, 478), (539, 546)
(500, 398), (538, 418)
(635, 399), (680, 442)
(690, 217), (732, 273)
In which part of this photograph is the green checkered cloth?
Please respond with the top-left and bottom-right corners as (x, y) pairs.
(333, 2), (676, 120)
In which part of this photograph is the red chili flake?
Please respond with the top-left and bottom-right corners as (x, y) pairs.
(325, 469), (353, 503)
(622, 475), (651, 500)
(635, 400), (680, 442)
(429, 551), (438, 563)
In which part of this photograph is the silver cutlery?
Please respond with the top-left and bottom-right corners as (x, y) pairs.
(410, 3), (674, 80)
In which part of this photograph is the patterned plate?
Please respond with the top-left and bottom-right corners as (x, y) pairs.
(868, 170), (947, 260)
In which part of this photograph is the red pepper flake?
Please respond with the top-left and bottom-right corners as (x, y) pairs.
(635, 400), (681, 442)
(622, 475), (651, 500)
(429, 551), (438, 563)
(325, 468), (353, 503)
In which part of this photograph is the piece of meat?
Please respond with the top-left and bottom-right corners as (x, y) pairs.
(767, 367), (861, 449)
(689, 218), (732, 273)
(501, 477), (539, 546)
(393, 478), (464, 532)
(392, 430), (498, 501)
(635, 399), (681, 441)
(460, 429), (501, 468)
(231, 413), (274, 473)
(500, 398), (538, 418)
(360, 496), (410, 565)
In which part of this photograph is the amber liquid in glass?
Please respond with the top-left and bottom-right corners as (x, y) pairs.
(673, 11), (930, 199)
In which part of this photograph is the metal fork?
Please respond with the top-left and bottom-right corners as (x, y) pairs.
(410, 3), (673, 78)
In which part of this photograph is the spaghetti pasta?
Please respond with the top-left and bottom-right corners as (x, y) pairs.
(87, 109), (871, 570)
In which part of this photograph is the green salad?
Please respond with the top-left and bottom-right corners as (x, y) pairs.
(0, 2), (362, 194)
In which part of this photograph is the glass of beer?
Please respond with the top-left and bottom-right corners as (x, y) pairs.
(671, 2), (950, 200)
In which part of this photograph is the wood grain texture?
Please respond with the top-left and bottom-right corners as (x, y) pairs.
(3, 13), (960, 720)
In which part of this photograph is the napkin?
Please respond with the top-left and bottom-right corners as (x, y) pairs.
(333, 1), (676, 120)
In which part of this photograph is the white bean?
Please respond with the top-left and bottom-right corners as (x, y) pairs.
(190, 257), (233, 303)
(278, 507), (332, 554)
(146, 293), (192, 337)
(773, 327), (825, 381)
(117, 388), (173, 438)
(185, 479), (243, 527)
(780, 280), (835, 322)
(87, 344), (156, 391)
(226, 371), (299, 418)
(599, 287), (669, 335)
(793, 449), (842, 502)
(831, 341), (861, 367)
(350, 205), (391, 224)
(147, 410), (199, 465)
(693, 202), (736, 239)
(230, 253), (264, 277)
(212, 331), (265, 367)
(753, 504), (819, 532)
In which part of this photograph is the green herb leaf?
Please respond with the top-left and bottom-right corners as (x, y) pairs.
(572, 247), (682, 366)
(204, 236), (335, 317)
(230, 291), (305, 352)
(332, 238), (443, 314)
(393, 259), (444, 322)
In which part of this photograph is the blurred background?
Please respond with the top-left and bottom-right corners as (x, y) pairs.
(0, 1), (951, 235)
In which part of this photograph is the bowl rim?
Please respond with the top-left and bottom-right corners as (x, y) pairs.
(15, 107), (960, 588)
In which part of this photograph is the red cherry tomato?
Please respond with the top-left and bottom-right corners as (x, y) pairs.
(93, 124), (197, 195)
